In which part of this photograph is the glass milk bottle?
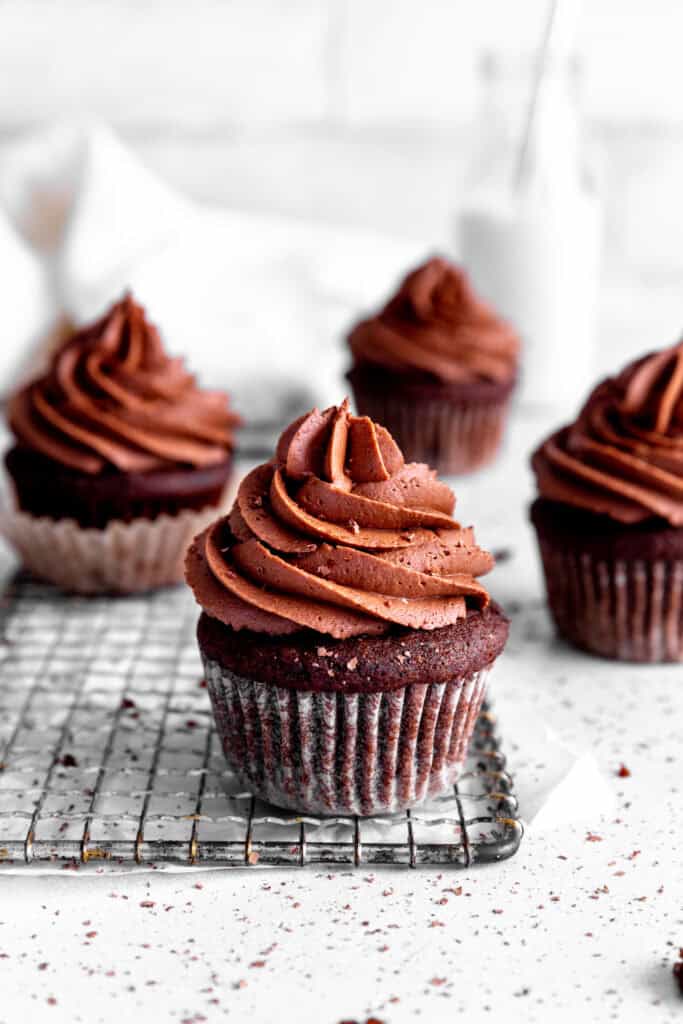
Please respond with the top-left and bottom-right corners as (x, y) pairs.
(456, 52), (602, 412)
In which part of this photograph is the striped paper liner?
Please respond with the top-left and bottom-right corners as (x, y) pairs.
(349, 384), (510, 475)
(537, 538), (683, 662)
(203, 657), (490, 816)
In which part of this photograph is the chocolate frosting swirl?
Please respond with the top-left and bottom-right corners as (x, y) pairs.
(186, 399), (495, 639)
(532, 341), (683, 526)
(8, 294), (240, 474)
(348, 257), (519, 384)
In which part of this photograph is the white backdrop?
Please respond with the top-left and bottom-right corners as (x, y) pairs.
(0, 0), (682, 280)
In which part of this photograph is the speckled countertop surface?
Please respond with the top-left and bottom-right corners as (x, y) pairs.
(0, 404), (681, 1024)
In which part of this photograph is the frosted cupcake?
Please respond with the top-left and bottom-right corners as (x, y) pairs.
(347, 257), (519, 475)
(186, 399), (508, 815)
(3, 294), (240, 593)
(532, 338), (683, 661)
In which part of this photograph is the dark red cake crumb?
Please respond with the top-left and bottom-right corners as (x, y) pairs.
(337, 1019), (385, 1024)
(617, 764), (631, 778)
(674, 950), (683, 995)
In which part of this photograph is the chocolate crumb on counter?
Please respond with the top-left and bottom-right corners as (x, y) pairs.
(674, 950), (683, 995)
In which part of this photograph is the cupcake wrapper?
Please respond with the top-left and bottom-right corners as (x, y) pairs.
(0, 501), (228, 595)
(203, 656), (490, 816)
(349, 384), (510, 475)
(537, 539), (683, 662)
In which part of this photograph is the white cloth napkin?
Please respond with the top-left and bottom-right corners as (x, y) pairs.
(0, 212), (55, 389)
(0, 121), (422, 418)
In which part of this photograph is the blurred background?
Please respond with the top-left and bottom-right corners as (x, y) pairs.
(0, 0), (676, 267)
(1, 0), (682, 428)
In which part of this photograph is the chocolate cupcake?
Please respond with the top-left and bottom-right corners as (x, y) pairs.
(347, 257), (519, 475)
(2, 294), (240, 594)
(531, 339), (683, 662)
(186, 399), (508, 815)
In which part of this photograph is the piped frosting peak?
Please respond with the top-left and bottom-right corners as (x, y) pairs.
(348, 257), (519, 384)
(186, 399), (495, 639)
(533, 340), (683, 525)
(8, 294), (240, 474)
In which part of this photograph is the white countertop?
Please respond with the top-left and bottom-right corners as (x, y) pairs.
(0, 404), (682, 1024)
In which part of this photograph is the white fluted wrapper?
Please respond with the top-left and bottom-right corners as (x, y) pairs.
(202, 656), (490, 816)
(0, 500), (229, 595)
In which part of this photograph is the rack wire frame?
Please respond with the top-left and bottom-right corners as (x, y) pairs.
(0, 574), (523, 869)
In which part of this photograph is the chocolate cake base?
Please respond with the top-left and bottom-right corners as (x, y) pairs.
(198, 607), (509, 815)
(347, 365), (515, 475)
(5, 446), (233, 529)
(198, 605), (509, 692)
(531, 497), (683, 662)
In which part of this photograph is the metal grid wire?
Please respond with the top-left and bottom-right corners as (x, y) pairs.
(0, 574), (523, 868)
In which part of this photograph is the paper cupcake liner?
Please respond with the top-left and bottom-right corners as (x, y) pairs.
(536, 538), (683, 662)
(203, 656), (490, 815)
(349, 384), (510, 475)
(0, 500), (229, 595)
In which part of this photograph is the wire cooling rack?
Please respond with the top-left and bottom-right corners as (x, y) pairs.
(0, 573), (523, 869)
